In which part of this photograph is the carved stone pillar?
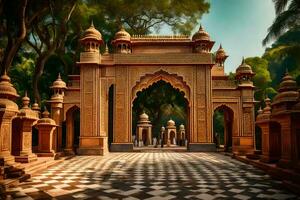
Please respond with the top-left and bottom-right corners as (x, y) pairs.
(271, 71), (299, 168)
(77, 23), (108, 155)
(189, 65), (215, 151)
(0, 72), (19, 166)
(35, 109), (57, 157)
(48, 94), (63, 152)
(234, 58), (255, 155)
(12, 92), (39, 163)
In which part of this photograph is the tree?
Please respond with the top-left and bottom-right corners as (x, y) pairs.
(263, 27), (300, 87)
(263, 0), (300, 45)
(0, 0), (48, 74)
(26, 0), (77, 104)
(89, 0), (210, 35)
(245, 57), (276, 103)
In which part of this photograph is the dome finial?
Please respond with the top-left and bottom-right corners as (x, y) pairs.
(199, 24), (203, 30)
(219, 44), (222, 49)
(104, 43), (109, 54)
(42, 106), (50, 118)
(58, 73), (61, 80)
(285, 67), (289, 75)
(242, 57), (245, 64)
(91, 20), (94, 27)
(22, 90), (30, 108)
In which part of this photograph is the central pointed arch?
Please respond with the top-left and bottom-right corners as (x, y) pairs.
(130, 70), (192, 148)
(131, 70), (191, 105)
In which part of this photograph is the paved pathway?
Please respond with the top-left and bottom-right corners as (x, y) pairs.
(7, 152), (299, 199)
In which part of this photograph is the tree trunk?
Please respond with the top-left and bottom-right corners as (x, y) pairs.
(1, 0), (27, 74)
(33, 50), (54, 106)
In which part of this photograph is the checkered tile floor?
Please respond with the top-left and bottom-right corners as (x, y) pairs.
(7, 152), (299, 199)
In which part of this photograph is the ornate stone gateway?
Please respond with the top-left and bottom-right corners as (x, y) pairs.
(61, 24), (256, 155)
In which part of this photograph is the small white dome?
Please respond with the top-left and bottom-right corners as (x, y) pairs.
(167, 119), (175, 127)
(139, 112), (149, 121)
(179, 124), (185, 130)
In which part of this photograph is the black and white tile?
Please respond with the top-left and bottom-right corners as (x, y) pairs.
(6, 152), (300, 199)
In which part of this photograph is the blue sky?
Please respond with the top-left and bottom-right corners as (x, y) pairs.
(161, 0), (275, 73)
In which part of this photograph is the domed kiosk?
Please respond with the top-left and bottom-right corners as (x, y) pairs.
(166, 119), (177, 146)
(136, 112), (152, 146)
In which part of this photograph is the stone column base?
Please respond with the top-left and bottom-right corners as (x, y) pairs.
(277, 158), (293, 169)
(110, 143), (133, 152)
(188, 143), (216, 152)
(259, 155), (279, 163)
(78, 136), (108, 155)
(15, 153), (38, 163)
(0, 151), (16, 165)
(64, 148), (75, 156)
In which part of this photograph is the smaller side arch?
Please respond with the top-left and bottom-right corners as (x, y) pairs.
(64, 105), (80, 155)
(213, 104), (235, 152)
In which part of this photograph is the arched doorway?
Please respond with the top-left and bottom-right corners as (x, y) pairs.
(170, 131), (176, 145)
(132, 80), (189, 148)
(213, 105), (234, 152)
(142, 129), (148, 145)
(65, 106), (80, 154)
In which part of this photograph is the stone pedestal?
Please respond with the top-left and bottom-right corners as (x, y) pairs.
(12, 93), (39, 163)
(0, 106), (18, 165)
(35, 109), (57, 157)
(13, 119), (39, 163)
(0, 72), (19, 166)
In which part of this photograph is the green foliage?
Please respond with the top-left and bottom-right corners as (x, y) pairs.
(263, 0), (300, 45)
(245, 57), (276, 106)
(213, 111), (224, 145)
(88, 0), (210, 35)
(132, 80), (188, 137)
(9, 54), (35, 106)
(263, 27), (300, 87)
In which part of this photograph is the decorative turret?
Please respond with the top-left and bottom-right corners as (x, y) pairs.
(235, 57), (255, 87)
(263, 96), (272, 114)
(32, 100), (41, 113)
(21, 91), (30, 109)
(272, 70), (299, 108)
(192, 25), (215, 53)
(0, 70), (19, 100)
(257, 96), (272, 121)
(50, 73), (67, 97)
(112, 26), (131, 54)
(215, 44), (228, 67)
(80, 21), (103, 52)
